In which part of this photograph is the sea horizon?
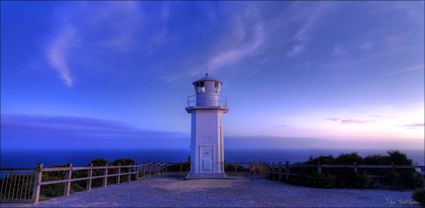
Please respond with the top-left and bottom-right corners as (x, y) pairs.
(2, 148), (423, 168)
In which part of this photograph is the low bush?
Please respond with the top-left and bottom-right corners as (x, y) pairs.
(224, 163), (247, 172)
(289, 172), (335, 188)
(412, 188), (425, 206)
(287, 151), (423, 190)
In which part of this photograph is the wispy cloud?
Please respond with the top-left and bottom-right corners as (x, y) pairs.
(286, 3), (335, 58)
(399, 123), (424, 129)
(161, 5), (266, 82)
(207, 23), (265, 70)
(46, 2), (144, 87)
(383, 64), (424, 77)
(332, 45), (348, 57)
(47, 26), (78, 87)
(326, 117), (375, 124)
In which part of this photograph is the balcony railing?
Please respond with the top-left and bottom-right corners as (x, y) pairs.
(187, 95), (227, 107)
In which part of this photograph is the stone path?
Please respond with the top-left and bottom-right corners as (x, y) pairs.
(2, 173), (420, 207)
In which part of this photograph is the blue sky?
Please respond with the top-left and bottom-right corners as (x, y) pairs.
(1, 1), (424, 150)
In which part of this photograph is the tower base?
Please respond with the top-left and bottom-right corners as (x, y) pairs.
(185, 172), (228, 179)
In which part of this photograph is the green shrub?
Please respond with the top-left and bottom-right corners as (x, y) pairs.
(292, 172), (335, 188)
(287, 150), (422, 190)
(310, 172), (335, 188)
(354, 173), (372, 188)
(412, 188), (425, 206)
(399, 170), (424, 189)
(90, 158), (109, 166)
(224, 163), (247, 172)
(90, 159), (110, 187)
(334, 153), (362, 165)
(112, 158), (135, 166)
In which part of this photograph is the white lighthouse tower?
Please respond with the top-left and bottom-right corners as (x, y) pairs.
(185, 73), (229, 179)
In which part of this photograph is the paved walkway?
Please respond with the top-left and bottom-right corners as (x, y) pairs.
(4, 173), (420, 207)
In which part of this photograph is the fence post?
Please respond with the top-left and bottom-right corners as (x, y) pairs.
(117, 163), (121, 184)
(64, 163), (72, 196)
(142, 162), (146, 178)
(234, 163), (237, 173)
(353, 162), (358, 173)
(158, 162), (161, 174)
(179, 163), (183, 172)
(158, 163), (161, 174)
(135, 163), (139, 180)
(128, 164), (132, 182)
(32, 163), (43, 204)
(264, 162), (270, 179)
(272, 162), (276, 180)
(278, 162), (282, 181)
(149, 163), (152, 176)
(261, 161), (265, 176)
(88, 163), (93, 191)
(141, 163), (144, 178)
(317, 161), (322, 174)
(165, 163), (168, 173)
(285, 161), (289, 181)
(103, 163), (108, 187)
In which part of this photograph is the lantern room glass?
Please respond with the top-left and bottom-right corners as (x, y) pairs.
(195, 81), (205, 94)
(215, 82), (221, 94)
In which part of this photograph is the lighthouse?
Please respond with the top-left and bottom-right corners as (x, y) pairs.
(185, 73), (229, 179)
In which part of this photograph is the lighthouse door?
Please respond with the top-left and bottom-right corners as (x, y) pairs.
(199, 145), (214, 173)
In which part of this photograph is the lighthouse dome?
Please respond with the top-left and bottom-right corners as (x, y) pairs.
(192, 73), (223, 85)
(192, 73), (222, 95)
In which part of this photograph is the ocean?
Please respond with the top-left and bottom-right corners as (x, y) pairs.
(1, 149), (424, 168)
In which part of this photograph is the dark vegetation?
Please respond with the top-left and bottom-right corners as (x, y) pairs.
(1, 150), (422, 202)
(224, 163), (249, 172)
(412, 187), (425, 207)
(286, 151), (424, 190)
(40, 158), (135, 200)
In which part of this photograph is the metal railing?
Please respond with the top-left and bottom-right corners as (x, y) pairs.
(0, 168), (36, 203)
(186, 95), (227, 107)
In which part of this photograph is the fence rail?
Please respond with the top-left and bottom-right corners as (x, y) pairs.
(250, 161), (425, 182)
(2, 161), (424, 204)
(1, 162), (167, 203)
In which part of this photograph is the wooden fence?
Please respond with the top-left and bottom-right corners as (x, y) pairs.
(250, 161), (425, 182)
(1, 162), (167, 203)
(2, 161), (424, 204)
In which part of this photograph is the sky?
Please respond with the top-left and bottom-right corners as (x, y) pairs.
(1, 1), (424, 151)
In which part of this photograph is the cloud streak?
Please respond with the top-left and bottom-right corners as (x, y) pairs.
(383, 65), (424, 77)
(400, 123), (424, 129)
(287, 3), (335, 58)
(47, 26), (78, 87)
(326, 117), (375, 124)
(45, 2), (144, 87)
(207, 23), (265, 70)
